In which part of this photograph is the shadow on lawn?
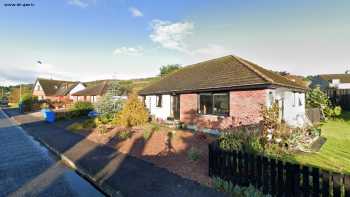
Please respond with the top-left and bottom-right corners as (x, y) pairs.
(2, 107), (223, 197)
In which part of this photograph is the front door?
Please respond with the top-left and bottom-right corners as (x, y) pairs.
(172, 95), (180, 120)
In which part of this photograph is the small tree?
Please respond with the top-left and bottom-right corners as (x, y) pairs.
(306, 87), (332, 118)
(94, 81), (124, 120)
(260, 102), (280, 136)
(114, 94), (148, 128)
(159, 64), (181, 76)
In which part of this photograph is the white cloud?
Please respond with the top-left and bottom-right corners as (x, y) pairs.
(67, 0), (89, 8)
(129, 7), (143, 17)
(150, 20), (194, 52)
(113, 46), (144, 56)
(190, 44), (234, 61)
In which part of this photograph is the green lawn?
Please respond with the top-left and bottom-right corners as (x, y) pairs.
(292, 112), (350, 173)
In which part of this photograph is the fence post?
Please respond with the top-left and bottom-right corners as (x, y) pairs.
(332, 173), (342, 197)
(285, 162), (294, 197)
(208, 143), (212, 177)
(345, 175), (350, 197)
(231, 150), (237, 185)
(293, 164), (301, 197)
(277, 160), (284, 196)
(302, 166), (310, 197)
(262, 157), (270, 194)
(256, 155), (263, 188)
(322, 170), (330, 197)
(312, 167), (320, 197)
(270, 158), (277, 196)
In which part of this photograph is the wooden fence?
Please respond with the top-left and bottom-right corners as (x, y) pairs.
(209, 142), (350, 197)
(306, 108), (321, 124)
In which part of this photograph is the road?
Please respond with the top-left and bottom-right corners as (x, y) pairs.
(0, 109), (105, 197)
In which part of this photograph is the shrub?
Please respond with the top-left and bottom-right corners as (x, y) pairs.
(151, 123), (160, 132)
(67, 123), (84, 132)
(19, 93), (38, 111)
(306, 87), (332, 119)
(117, 130), (131, 140)
(82, 119), (97, 129)
(41, 103), (50, 110)
(219, 131), (263, 154)
(219, 131), (245, 151)
(260, 101), (280, 135)
(143, 130), (153, 140)
(187, 147), (201, 161)
(114, 94), (148, 128)
(69, 101), (94, 117)
(94, 81), (124, 120)
(212, 177), (268, 197)
(96, 125), (108, 134)
(331, 106), (342, 119)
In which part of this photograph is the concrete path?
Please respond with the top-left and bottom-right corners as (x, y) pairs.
(0, 109), (104, 197)
(3, 108), (226, 197)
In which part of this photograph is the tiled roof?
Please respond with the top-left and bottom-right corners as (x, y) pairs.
(139, 55), (307, 95)
(36, 78), (79, 96)
(72, 81), (109, 96)
(319, 74), (350, 83)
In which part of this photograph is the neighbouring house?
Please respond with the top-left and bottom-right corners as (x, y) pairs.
(139, 55), (308, 132)
(72, 81), (128, 103)
(32, 78), (86, 102)
(310, 73), (350, 110)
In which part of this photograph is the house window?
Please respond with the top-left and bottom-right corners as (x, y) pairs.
(36, 85), (41, 91)
(198, 92), (229, 116)
(156, 95), (162, 107)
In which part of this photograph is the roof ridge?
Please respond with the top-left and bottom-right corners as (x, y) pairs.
(231, 55), (274, 83)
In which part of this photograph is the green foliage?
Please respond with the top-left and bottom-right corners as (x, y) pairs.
(117, 130), (132, 140)
(94, 81), (124, 120)
(69, 101), (94, 117)
(96, 125), (109, 134)
(151, 123), (160, 132)
(115, 94), (149, 128)
(82, 119), (97, 129)
(143, 130), (153, 141)
(187, 147), (201, 161)
(212, 177), (268, 197)
(306, 87), (332, 118)
(219, 131), (263, 154)
(260, 101), (280, 135)
(219, 132), (244, 151)
(41, 103), (49, 109)
(19, 93), (38, 111)
(159, 64), (181, 76)
(67, 122), (84, 132)
(331, 106), (342, 119)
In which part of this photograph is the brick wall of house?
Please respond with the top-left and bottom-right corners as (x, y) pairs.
(230, 89), (267, 126)
(179, 89), (268, 130)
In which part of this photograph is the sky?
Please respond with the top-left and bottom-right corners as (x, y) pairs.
(0, 0), (350, 85)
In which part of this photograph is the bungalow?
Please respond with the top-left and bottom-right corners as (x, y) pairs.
(32, 78), (86, 102)
(310, 73), (350, 110)
(72, 81), (128, 103)
(139, 55), (308, 131)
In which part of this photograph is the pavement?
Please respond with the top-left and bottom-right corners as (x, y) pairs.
(0, 108), (104, 197)
(3, 108), (226, 197)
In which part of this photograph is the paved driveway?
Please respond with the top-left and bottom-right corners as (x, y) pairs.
(3, 108), (227, 197)
(0, 109), (104, 197)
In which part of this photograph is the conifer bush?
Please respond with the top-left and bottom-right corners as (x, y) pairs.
(114, 94), (149, 128)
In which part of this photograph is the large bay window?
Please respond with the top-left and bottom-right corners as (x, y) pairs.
(198, 92), (229, 116)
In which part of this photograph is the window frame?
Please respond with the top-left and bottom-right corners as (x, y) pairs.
(156, 95), (162, 107)
(197, 92), (230, 116)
